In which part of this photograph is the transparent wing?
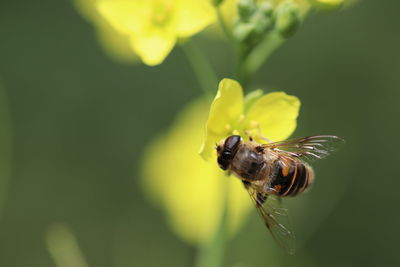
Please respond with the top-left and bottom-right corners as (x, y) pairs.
(243, 182), (296, 255)
(262, 135), (344, 162)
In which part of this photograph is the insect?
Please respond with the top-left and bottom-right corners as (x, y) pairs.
(216, 134), (344, 254)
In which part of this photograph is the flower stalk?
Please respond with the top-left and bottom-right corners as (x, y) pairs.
(236, 32), (285, 87)
(194, 177), (229, 267)
(0, 81), (12, 220)
(216, 6), (234, 42)
(181, 40), (218, 99)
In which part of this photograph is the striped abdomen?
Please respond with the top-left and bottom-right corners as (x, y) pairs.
(269, 156), (314, 197)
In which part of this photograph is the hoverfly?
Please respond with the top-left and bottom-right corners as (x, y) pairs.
(216, 135), (344, 254)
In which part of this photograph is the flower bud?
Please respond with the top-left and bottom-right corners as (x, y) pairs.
(237, 0), (257, 21)
(251, 11), (273, 36)
(212, 0), (225, 6)
(258, 2), (273, 17)
(274, 1), (301, 38)
(233, 21), (256, 42)
(233, 10), (273, 44)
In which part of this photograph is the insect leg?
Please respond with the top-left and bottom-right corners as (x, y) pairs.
(256, 192), (268, 207)
(244, 130), (254, 142)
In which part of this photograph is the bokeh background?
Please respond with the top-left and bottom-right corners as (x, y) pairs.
(0, 0), (399, 266)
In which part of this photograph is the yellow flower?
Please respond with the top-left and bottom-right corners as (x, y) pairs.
(142, 100), (251, 245)
(142, 78), (301, 245)
(200, 78), (300, 160)
(96, 0), (216, 66)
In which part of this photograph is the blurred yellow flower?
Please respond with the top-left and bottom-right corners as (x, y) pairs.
(96, 0), (216, 66)
(142, 100), (251, 245)
(200, 78), (300, 160)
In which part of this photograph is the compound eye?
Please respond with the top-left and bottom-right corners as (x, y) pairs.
(224, 135), (241, 152)
(222, 151), (232, 159)
(217, 157), (229, 170)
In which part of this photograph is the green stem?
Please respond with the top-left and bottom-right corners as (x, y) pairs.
(181, 41), (218, 99)
(216, 6), (234, 42)
(235, 3), (313, 87)
(237, 32), (285, 87)
(195, 178), (229, 267)
(0, 80), (12, 220)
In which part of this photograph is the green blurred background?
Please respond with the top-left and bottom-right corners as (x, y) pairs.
(0, 0), (399, 266)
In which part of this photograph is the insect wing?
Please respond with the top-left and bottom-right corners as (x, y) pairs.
(262, 135), (344, 162)
(245, 185), (296, 254)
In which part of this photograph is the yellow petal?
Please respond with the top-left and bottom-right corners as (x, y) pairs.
(174, 0), (216, 37)
(200, 78), (244, 160)
(129, 30), (176, 66)
(245, 92), (300, 142)
(199, 130), (221, 162)
(142, 100), (252, 245)
(96, 0), (150, 35)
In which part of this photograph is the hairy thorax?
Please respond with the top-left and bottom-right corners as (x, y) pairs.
(229, 143), (274, 183)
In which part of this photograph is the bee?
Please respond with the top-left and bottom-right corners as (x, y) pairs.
(216, 134), (344, 254)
